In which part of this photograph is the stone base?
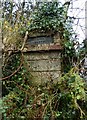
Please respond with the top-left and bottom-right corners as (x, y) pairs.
(24, 51), (61, 86)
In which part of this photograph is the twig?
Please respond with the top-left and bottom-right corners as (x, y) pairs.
(42, 95), (56, 119)
(7, 80), (31, 95)
(24, 92), (28, 106)
(20, 31), (28, 51)
(42, 102), (48, 119)
(1, 30), (29, 81)
(74, 99), (85, 117)
(50, 100), (55, 120)
(0, 61), (23, 81)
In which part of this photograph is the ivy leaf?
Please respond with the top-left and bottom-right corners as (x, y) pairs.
(76, 95), (81, 100)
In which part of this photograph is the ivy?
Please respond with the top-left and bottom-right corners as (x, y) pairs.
(1, 1), (87, 120)
(27, 1), (70, 33)
(1, 56), (87, 119)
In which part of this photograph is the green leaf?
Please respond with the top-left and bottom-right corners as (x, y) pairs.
(76, 95), (81, 100)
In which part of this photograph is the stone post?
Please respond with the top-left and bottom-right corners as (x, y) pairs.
(24, 32), (62, 86)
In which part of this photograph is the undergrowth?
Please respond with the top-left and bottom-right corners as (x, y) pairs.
(1, 54), (87, 120)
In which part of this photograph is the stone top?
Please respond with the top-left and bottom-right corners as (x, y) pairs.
(24, 43), (62, 52)
(24, 32), (62, 52)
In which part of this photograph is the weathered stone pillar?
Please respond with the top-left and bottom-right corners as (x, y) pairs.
(24, 32), (62, 85)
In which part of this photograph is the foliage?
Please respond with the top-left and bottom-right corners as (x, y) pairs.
(27, 1), (70, 33)
(1, 1), (87, 120)
(62, 40), (76, 73)
(3, 21), (23, 50)
(2, 1), (35, 50)
(1, 58), (87, 119)
(1, 53), (87, 119)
